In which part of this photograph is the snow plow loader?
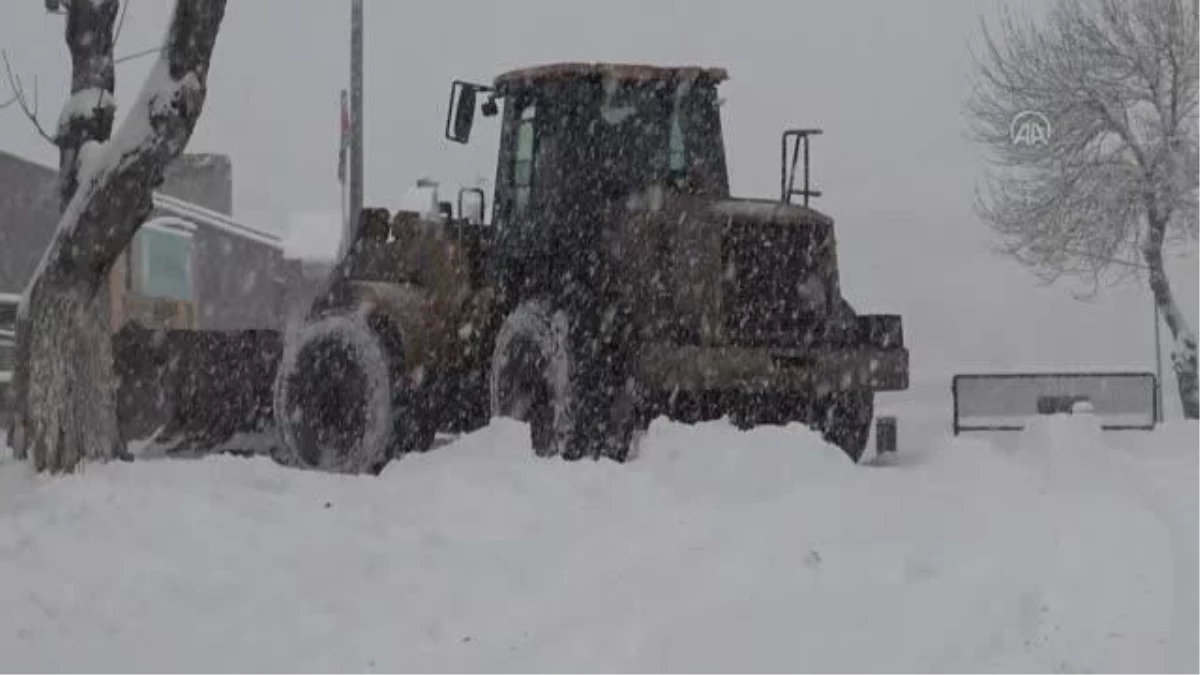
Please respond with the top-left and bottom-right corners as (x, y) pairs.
(119, 62), (909, 473)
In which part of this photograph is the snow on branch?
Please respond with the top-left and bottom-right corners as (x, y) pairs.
(966, 0), (1199, 291)
(56, 87), (117, 140)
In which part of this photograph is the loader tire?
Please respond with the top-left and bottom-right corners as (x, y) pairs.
(489, 300), (640, 462)
(490, 300), (573, 457)
(273, 311), (403, 474)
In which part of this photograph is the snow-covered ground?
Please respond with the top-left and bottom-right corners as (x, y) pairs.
(0, 397), (1195, 673)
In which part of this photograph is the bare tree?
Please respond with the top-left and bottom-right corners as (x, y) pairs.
(966, 0), (1199, 419)
(6, 0), (227, 472)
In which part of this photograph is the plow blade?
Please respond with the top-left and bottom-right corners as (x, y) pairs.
(951, 371), (1158, 434)
(114, 323), (284, 455)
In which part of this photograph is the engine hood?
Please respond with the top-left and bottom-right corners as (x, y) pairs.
(622, 188), (834, 229)
(614, 191), (843, 347)
(706, 197), (834, 229)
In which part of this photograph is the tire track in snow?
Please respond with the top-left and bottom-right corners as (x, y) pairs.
(1100, 442), (1199, 673)
(924, 440), (1060, 672)
(1015, 419), (1197, 672)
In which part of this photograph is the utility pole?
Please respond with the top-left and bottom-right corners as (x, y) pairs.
(345, 0), (364, 257)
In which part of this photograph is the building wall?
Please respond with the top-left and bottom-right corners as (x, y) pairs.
(156, 153), (288, 329)
(0, 152), (59, 295)
(194, 227), (286, 330)
(0, 150), (286, 330)
(160, 153), (233, 215)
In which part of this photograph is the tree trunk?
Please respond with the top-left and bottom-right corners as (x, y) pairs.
(23, 285), (120, 471)
(59, 0), (119, 208)
(10, 0), (118, 465)
(1144, 212), (1199, 420)
(10, 0), (228, 472)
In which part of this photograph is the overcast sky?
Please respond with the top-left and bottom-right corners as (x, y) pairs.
(1, 0), (1197, 410)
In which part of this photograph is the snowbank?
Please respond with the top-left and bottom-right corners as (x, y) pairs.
(0, 414), (1195, 672)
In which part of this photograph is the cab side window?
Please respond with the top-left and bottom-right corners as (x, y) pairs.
(513, 104), (537, 214)
(668, 106), (686, 173)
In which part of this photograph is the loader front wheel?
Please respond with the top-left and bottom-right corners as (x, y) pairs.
(489, 300), (572, 457)
(273, 312), (396, 474)
(490, 299), (641, 462)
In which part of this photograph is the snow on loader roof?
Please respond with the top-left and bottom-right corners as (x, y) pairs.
(493, 62), (729, 90)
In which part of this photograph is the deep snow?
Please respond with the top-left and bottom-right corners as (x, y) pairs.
(0, 408), (1195, 673)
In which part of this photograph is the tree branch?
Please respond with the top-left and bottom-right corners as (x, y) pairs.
(966, 0), (1197, 286)
(967, 0), (1200, 418)
(1, 49), (55, 143)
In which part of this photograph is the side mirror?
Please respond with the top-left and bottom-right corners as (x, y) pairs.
(446, 81), (481, 143)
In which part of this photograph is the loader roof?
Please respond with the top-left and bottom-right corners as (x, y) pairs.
(493, 62), (729, 93)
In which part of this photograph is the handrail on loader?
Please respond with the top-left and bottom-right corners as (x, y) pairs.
(781, 128), (823, 207)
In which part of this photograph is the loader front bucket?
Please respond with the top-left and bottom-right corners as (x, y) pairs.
(114, 323), (284, 455)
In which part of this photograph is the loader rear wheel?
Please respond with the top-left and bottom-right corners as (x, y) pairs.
(273, 312), (396, 474)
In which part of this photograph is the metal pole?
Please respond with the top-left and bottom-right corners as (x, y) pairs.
(346, 0), (364, 257)
(1154, 299), (1164, 422)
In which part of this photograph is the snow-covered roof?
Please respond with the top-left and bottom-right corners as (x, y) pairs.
(143, 215), (197, 236)
(0, 149), (282, 250)
(152, 193), (281, 249)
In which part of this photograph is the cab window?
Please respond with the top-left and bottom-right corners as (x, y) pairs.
(513, 104), (537, 214)
(668, 106), (686, 173)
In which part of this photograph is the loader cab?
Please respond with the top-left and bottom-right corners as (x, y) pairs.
(447, 64), (732, 231)
(446, 64), (733, 299)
